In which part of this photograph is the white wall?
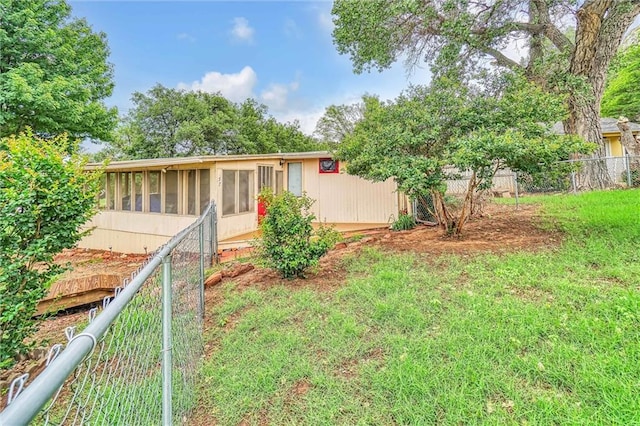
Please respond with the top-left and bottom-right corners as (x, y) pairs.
(295, 158), (400, 224)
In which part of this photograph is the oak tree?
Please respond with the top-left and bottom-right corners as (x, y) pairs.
(0, 0), (117, 141)
(332, 0), (640, 188)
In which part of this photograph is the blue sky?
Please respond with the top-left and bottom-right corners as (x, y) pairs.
(69, 0), (429, 138)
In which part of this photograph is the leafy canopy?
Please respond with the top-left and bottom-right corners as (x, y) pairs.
(602, 32), (640, 121)
(0, 0), (117, 141)
(337, 73), (595, 235)
(100, 85), (320, 160)
(0, 130), (102, 368)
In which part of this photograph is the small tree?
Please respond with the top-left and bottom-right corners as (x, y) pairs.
(338, 74), (596, 237)
(0, 131), (101, 368)
(259, 191), (340, 278)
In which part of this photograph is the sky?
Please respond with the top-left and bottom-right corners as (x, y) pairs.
(69, 0), (431, 143)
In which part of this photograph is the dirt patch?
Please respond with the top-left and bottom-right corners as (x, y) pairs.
(218, 203), (559, 294)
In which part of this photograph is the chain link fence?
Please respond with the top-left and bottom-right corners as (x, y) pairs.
(0, 202), (218, 425)
(412, 155), (639, 220)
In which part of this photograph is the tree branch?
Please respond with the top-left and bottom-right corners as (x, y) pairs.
(531, 0), (574, 54)
(481, 46), (525, 72)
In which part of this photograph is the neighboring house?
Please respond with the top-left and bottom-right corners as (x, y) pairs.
(81, 152), (406, 254)
(553, 117), (640, 157)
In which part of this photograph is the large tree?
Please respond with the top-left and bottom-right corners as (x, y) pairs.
(0, 0), (117, 140)
(102, 85), (320, 159)
(313, 99), (368, 143)
(337, 74), (594, 236)
(332, 0), (640, 188)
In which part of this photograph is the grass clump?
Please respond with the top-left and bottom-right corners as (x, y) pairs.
(391, 211), (417, 231)
(198, 189), (640, 424)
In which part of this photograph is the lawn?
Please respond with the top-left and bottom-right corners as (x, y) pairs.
(196, 190), (640, 425)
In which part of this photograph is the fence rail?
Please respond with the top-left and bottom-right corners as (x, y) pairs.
(0, 202), (218, 425)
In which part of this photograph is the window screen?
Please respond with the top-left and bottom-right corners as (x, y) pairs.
(258, 165), (273, 192)
(200, 169), (210, 214)
(149, 171), (161, 213)
(165, 170), (178, 214)
(275, 170), (283, 195)
(222, 170), (236, 215)
(238, 170), (253, 213)
(120, 172), (132, 211)
(107, 173), (116, 210)
(187, 170), (196, 215)
(134, 172), (143, 211)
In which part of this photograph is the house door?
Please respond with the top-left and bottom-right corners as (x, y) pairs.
(287, 162), (302, 196)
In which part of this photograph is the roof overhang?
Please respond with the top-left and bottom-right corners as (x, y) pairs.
(86, 151), (336, 171)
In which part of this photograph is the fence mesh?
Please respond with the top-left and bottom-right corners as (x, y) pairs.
(412, 155), (639, 221)
(1, 203), (217, 425)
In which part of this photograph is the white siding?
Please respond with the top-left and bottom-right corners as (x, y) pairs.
(298, 159), (399, 224)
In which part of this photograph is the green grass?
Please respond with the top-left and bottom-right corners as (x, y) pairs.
(198, 190), (640, 424)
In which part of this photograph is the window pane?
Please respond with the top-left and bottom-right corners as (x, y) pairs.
(288, 162), (302, 196)
(238, 170), (254, 213)
(199, 169), (210, 214)
(275, 171), (283, 195)
(149, 171), (161, 213)
(258, 165), (273, 192)
(107, 173), (116, 210)
(98, 174), (106, 209)
(222, 170), (236, 215)
(134, 172), (143, 211)
(120, 172), (132, 211)
(165, 170), (178, 214)
(187, 170), (196, 215)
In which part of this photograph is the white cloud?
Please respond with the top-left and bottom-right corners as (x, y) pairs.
(230, 17), (254, 43)
(283, 18), (302, 38)
(177, 32), (196, 43)
(310, 3), (334, 34)
(177, 66), (257, 102)
(260, 80), (300, 112)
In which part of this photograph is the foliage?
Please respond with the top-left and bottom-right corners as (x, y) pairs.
(200, 190), (640, 425)
(338, 73), (596, 236)
(100, 85), (319, 159)
(258, 191), (340, 278)
(0, 0), (117, 141)
(313, 98), (369, 143)
(0, 131), (101, 368)
(391, 212), (416, 231)
(331, 0), (640, 188)
(602, 32), (640, 120)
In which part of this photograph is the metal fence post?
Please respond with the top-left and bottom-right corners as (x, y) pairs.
(626, 153), (632, 187)
(198, 223), (205, 319)
(162, 255), (173, 426)
(211, 205), (219, 264)
(513, 172), (519, 210)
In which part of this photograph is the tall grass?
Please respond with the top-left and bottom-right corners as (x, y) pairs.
(198, 190), (640, 424)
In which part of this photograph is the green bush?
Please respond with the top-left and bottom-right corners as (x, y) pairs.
(0, 131), (101, 368)
(259, 191), (340, 278)
(391, 212), (417, 231)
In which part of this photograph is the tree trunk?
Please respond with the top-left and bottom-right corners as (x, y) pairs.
(617, 117), (640, 185)
(617, 117), (640, 159)
(430, 189), (456, 236)
(566, 1), (640, 189)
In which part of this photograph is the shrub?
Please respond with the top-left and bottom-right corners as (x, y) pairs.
(391, 212), (417, 231)
(259, 191), (340, 278)
(0, 131), (101, 368)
